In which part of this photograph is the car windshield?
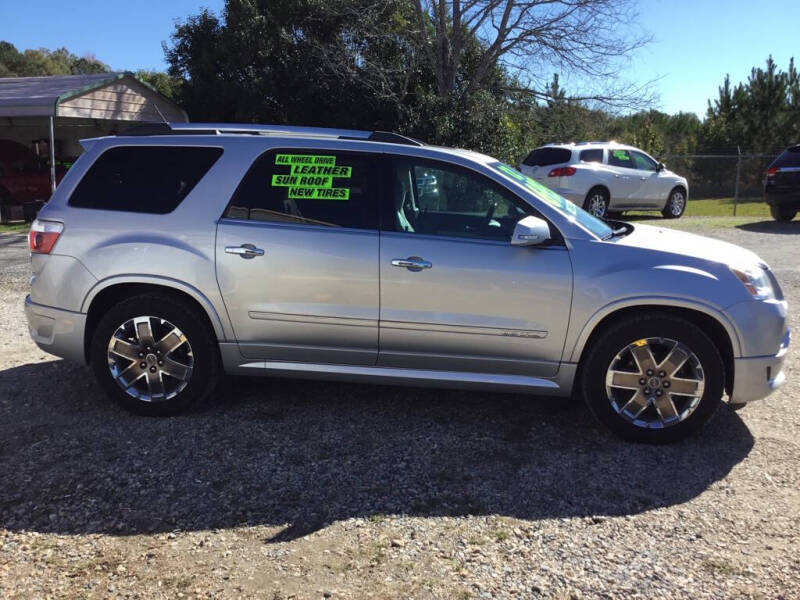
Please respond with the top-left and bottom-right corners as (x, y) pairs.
(488, 162), (613, 239)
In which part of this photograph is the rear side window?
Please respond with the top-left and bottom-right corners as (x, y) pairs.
(608, 149), (633, 168)
(522, 147), (572, 167)
(69, 146), (222, 213)
(223, 149), (378, 230)
(772, 146), (800, 168)
(579, 149), (603, 163)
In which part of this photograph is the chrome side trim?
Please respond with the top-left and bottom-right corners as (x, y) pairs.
(248, 311), (377, 328)
(381, 320), (548, 339)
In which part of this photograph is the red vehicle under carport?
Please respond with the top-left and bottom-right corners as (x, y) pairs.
(0, 139), (64, 222)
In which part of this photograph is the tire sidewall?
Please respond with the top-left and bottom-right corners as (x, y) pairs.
(584, 187), (608, 218)
(581, 315), (724, 444)
(770, 204), (797, 222)
(90, 294), (219, 416)
(663, 187), (686, 219)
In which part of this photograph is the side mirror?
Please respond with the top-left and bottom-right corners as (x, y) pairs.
(511, 215), (551, 246)
(657, 162), (665, 172)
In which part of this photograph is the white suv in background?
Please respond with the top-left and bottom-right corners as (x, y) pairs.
(519, 143), (689, 219)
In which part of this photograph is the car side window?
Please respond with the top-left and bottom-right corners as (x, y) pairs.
(223, 149), (378, 230)
(608, 149), (634, 168)
(69, 146), (223, 214)
(579, 149), (603, 163)
(388, 158), (532, 242)
(630, 151), (658, 171)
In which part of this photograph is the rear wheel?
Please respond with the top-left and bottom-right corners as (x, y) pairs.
(661, 187), (687, 218)
(770, 204), (797, 222)
(580, 313), (724, 443)
(90, 293), (220, 416)
(583, 187), (609, 218)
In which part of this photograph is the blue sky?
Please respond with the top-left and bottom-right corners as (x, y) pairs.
(1, 0), (797, 118)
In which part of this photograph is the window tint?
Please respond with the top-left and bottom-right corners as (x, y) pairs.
(630, 151), (657, 171)
(608, 149), (633, 168)
(522, 147), (572, 167)
(390, 159), (531, 242)
(224, 150), (377, 230)
(69, 146), (222, 213)
(773, 146), (800, 168)
(579, 149), (603, 163)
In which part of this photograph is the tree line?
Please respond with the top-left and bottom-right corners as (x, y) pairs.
(1, 0), (798, 171)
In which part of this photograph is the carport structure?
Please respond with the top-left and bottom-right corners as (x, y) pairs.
(0, 72), (188, 194)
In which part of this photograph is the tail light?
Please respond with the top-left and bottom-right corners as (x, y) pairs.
(548, 167), (576, 177)
(29, 219), (63, 254)
(766, 166), (779, 183)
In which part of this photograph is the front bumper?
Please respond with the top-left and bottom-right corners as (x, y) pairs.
(729, 328), (790, 405)
(24, 295), (87, 364)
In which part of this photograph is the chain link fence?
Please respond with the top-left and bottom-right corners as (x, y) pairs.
(660, 152), (779, 214)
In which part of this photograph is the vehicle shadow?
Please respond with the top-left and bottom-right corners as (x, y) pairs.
(0, 360), (754, 541)
(736, 220), (800, 234)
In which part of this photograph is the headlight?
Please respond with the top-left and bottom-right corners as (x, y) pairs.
(731, 265), (775, 300)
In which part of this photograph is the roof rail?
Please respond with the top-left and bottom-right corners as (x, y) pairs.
(120, 122), (424, 146)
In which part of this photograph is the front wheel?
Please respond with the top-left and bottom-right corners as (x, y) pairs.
(580, 314), (724, 443)
(770, 204), (797, 222)
(90, 293), (220, 416)
(661, 187), (687, 218)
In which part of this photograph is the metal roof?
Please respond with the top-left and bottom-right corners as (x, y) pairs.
(0, 72), (187, 120)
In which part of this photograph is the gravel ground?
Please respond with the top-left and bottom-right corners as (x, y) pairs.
(1, 218), (798, 599)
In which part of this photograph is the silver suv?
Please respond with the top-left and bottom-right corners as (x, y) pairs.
(25, 123), (790, 443)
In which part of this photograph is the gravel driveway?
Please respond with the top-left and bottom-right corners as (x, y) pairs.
(1, 219), (798, 599)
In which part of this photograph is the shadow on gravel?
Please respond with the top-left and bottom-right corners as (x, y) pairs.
(0, 360), (754, 541)
(736, 220), (800, 234)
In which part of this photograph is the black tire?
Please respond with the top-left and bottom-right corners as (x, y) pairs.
(661, 187), (687, 219)
(583, 187), (609, 218)
(770, 204), (797, 222)
(580, 313), (724, 444)
(90, 293), (220, 416)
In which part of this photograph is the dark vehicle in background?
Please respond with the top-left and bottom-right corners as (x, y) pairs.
(0, 140), (62, 222)
(765, 145), (800, 222)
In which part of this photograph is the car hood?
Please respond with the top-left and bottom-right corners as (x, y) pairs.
(616, 223), (764, 268)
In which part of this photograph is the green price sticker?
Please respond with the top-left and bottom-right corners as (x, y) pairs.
(275, 154), (337, 166)
(287, 187), (350, 200)
(272, 174), (334, 188)
(612, 150), (629, 160)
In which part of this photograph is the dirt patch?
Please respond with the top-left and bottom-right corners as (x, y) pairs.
(1, 217), (799, 599)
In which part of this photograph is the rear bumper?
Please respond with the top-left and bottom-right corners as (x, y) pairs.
(24, 295), (87, 364)
(765, 189), (800, 207)
(729, 328), (790, 405)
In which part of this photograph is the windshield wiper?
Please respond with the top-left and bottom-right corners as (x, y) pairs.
(602, 226), (629, 241)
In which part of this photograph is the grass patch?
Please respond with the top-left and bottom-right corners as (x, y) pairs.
(625, 196), (769, 219)
(0, 222), (30, 234)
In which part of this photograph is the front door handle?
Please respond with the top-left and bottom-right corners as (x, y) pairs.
(225, 244), (264, 259)
(392, 256), (432, 271)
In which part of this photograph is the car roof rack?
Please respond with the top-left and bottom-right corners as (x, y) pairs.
(120, 122), (424, 146)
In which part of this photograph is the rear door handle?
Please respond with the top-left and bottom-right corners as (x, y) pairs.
(225, 244), (264, 259)
(392, 256), (432, 271)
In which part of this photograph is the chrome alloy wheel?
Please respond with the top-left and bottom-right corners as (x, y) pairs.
(669, 190), (685, 216)
(107, 316), (194, 402)
(587, 193), (607, 217)
(605, 337), (705, 429)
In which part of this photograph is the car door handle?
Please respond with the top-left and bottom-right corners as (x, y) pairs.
(225, 244), (264, 259)
(391, 257), (432, 271)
